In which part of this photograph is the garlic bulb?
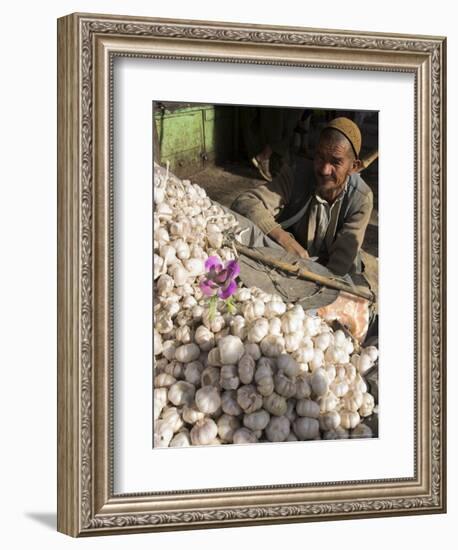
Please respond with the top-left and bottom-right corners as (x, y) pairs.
(244, 343), (261, 361)
(295, 375), (312, 399)
(169, 430), (191, 447)
(161, 407), (184, 433)
(276, 354), (300, 378)
(330, 379), (349, 398)
(274, 372), (297, 398)
(242, 300), (265, 322)
(310, 368), (329, 397)
(265, 416), (290, 442)
(319, 410), (341, 431)
(260, 334), (285, 357)
(154, 373), (176, 388)
(323, 426), (349, 440)
(195, 385), (221, 414)
(194, 325), (215, 351)
(175, 343), (200, 363)
(359, 393), (375, 417)
(217, 414), (241, 443)
(201, 366), (221, 388)
(296, 398), (320, 418)
(342, 390), (364, 412)
(243, 410), (270, 431)
(264, 300), (286, 318)
(220, 365), (240, 391)
(154, 388), (168, 420)
(233, 427), (258, 444)
(190, 418), (218, 445)
(182, 405), (205, 424)
(154, 419), (174, 448)
(154, 329), (163, 356)
(184, 361), (203, 386)
(238, 354), (255, 384)
(221, 390), (243, 416)
(247, 318), (270, 343)
(237, 385), (263, 413)
(293, 417), (320, 440)
(351, 423), (373, 438)
(263, 392), (287, 416)
(218, 335), (245, 365)
(317, 391), (339, 413)
(168, 381), (195, 407)
(340, 410), (360, 430)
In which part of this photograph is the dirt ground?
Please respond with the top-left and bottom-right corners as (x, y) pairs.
(189, 156), (379, 303)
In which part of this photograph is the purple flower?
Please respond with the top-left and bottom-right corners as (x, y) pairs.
(199, 256), (240, 299)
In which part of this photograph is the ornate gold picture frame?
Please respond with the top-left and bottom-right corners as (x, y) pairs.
(57, 12), (446, 536)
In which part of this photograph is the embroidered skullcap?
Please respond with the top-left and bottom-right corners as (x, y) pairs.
(324, 117), (362, 158)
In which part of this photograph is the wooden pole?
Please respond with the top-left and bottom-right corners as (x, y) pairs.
(234, 242), (374, 302)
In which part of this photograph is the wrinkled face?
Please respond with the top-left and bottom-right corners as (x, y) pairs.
(313, 134), (356, 199)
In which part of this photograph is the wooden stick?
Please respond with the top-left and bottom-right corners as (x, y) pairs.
(234, 242), (374, 302)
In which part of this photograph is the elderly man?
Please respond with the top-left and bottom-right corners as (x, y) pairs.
(231, 117), (373, 276)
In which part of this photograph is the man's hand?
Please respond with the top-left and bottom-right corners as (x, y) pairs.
(268, 226), (310, 260)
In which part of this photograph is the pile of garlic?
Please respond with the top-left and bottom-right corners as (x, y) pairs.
(153, 163), (378, 447)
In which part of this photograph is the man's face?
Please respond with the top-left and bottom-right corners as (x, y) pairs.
(313, 135), (356, 200)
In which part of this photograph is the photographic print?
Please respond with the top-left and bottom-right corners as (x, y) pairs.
(153, 102), (379, 447)
(58, 13), (445, 535)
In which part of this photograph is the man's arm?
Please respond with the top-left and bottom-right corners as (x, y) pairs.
(231, 163), (310, 260)
(326, 192), (373, 276)
(230, 164), (293, 235)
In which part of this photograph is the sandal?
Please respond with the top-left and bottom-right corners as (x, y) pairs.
(251, 156), (273, 182)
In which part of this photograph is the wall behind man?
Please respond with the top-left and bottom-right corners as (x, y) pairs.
(0, 1), (454, 548)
